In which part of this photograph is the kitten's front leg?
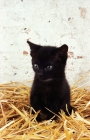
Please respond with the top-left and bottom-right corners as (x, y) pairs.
(30, 93), (41, 113)
(30, 93), (46, 121)
(45, 100), (61, 120)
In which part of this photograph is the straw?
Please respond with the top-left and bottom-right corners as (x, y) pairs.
(0, 77), (90, 140)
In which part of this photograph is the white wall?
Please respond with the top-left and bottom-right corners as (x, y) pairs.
(0, 0), (90, 86)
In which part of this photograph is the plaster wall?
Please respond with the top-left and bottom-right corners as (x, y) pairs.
(0, 0), (90, 86)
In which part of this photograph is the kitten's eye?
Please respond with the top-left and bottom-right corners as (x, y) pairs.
(33, 64), (39, 69)
(46, 65), (53, 71)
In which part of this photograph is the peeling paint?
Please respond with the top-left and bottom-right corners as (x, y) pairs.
(14, 73), (17, 75)
(23, 51), (28, 55)
(77, 56), (83, 59)
(68, 52), (74, 58)
(79, 7), (87, 19)
(12, 66), (18, 69)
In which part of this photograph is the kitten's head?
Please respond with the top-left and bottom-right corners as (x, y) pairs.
(27, 40), (68, 82)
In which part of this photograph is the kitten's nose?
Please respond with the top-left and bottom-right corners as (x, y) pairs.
(38, 70), (43, 76)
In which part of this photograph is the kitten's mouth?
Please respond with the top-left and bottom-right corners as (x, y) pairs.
(42, 78), (53, 82)
(39, 77), (53, 82)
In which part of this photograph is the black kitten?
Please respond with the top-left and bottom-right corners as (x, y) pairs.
(27, 40), (73, 122)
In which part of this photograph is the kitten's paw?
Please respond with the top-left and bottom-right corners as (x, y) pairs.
(36, 112), (47, 122)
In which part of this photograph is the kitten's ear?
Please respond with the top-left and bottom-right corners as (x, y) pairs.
(27, 41), (41, 50)
(27, 40), (41, 57)
(59, 44), (68, 53)
(55, 44), (68, 64)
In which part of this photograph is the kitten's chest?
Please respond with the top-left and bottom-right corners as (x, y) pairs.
(33, 79), (60, 101)
(38, 84), (57, 102)
(40, 87), (54, 105)
(39, 85), (53, 97)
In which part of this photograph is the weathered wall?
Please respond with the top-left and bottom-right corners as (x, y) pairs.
(0, 0), (90, 86)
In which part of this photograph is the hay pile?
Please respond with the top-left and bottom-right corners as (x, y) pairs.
(0, 78), (90, 140)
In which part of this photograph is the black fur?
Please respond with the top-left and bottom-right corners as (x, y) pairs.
(27, 40), (73, 121)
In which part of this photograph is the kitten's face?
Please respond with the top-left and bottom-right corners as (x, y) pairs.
(27, 41), (68, 82)
(32, 60), (54, 81)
